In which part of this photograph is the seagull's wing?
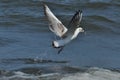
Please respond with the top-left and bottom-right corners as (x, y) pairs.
(68, 10), (83, 30)
(43, 4), (68, 37)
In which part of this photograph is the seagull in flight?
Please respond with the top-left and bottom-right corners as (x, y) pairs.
(43, 4), (84, 54)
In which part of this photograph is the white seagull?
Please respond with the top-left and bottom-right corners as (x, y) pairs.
(43, 4), (84, 54)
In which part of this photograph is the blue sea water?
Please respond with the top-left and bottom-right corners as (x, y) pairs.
(0, 0), (120, 80)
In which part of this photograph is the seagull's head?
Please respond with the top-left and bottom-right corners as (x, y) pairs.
(71, 27), (84, 39)
(78, 27), (84, 33)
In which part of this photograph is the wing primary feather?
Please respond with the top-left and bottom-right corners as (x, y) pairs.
(68, 10), (82, 27)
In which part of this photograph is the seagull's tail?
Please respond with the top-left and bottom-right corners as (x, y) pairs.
(52, 38), (71, 48)
(52, 41), (64, 54)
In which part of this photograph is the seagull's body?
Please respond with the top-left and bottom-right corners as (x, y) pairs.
(43, 4), (84, 53)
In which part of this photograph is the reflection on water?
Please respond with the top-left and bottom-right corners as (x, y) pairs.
(0, 0), (120, 79)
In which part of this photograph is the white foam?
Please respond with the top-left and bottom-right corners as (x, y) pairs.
(61, 67), (120, 80)
(0, 68), (120, 80)
(0, 72), (60, 80)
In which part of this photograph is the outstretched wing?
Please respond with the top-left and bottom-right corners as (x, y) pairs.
(43, 4), (68, 37)
(69, 10), (82, 28)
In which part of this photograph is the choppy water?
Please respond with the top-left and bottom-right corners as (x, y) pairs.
(0, 0), (120, 80)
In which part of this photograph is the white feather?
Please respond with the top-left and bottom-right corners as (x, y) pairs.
(44, 4), (68, 37)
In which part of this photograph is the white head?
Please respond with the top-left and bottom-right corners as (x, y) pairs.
(71, 27), (84, 39)
(78, 27), (84, 32)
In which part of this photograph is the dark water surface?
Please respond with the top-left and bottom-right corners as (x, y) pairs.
(0, 0), (120, 80)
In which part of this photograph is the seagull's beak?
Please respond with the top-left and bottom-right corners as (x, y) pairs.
(81, 29), (84, 32)
(79, 27), (84, 33)
(81, 29), (86, 35)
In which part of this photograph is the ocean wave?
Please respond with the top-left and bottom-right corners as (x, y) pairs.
(61, 67), (120, 80)
(82, 14), (120, 34)
(0, 58), (68, 64)
(0, 37), (18, 47)
(86, 15), (115, 23)
(0, 67), (120, 80)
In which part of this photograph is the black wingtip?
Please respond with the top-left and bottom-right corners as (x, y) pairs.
(43, 3), (47, 9)
(68, 9), (83, 27)
(76, 10), (82, 14)
(78, 10), (82, 13)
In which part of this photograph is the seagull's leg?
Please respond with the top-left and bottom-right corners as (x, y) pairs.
(58, 46), (64, 54)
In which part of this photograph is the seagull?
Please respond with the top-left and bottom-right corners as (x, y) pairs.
(43, 4), (84, 54)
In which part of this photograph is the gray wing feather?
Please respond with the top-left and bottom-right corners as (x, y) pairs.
(69, 10), (82, 28)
